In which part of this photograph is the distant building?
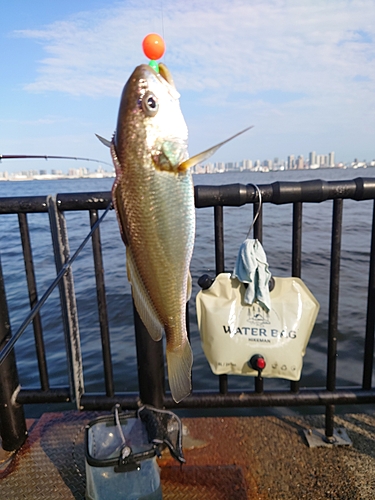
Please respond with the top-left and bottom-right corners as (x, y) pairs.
(328, 151), (335, 167)
(287, 155), (295, 170)
(242, 159), (253, 170)
(309, 151), (317, 167)
(266, 159), (273, 169)
(297, 155), (304, 169)
(317, 155), (328, 167)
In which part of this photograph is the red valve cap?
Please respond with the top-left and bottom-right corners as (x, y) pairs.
(256, 357), (266, 370)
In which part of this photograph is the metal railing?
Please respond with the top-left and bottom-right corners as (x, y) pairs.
(0, 177), (375, 451)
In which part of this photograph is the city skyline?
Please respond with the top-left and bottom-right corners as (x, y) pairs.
(192, 149), (375, 174)
(2, 150), (374, 181)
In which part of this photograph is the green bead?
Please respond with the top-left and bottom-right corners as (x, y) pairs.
(149, 59), (159, 73)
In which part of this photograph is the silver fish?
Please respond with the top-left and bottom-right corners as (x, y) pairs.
(97, 63), (252, 402)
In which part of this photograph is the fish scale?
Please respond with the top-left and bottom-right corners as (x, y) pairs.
(123, 167), (195, 330)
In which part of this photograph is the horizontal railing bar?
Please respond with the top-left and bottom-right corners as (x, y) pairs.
(195, 177), (375, 207)
(80, 393), (140, 410)
(17, 388), (71, 404)
(0, 196), (48, 214)
(57, 192), (111, 211)
(1, 178), (375, 214)
(77, 388), (375, 411)
(0, 193), (112, 214)
(164, 388), (375, 409)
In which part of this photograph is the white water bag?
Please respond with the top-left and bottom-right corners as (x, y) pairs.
(196, 273), (320, 381)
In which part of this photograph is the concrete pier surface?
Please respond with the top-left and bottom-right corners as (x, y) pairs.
(1, 410), (375, 499)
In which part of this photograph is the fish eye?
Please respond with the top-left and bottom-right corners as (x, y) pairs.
(142, 91), (159, 117)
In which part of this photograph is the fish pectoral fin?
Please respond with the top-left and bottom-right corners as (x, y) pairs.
(126, 247), (163, 342)
(166, 340), (193, 403)
(177, 125), (254, 172)
(95, 134), (112, 148)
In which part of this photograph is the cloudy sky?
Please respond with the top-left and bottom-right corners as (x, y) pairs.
(1, 0), (374, 174)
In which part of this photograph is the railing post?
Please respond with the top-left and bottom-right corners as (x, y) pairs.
(214, 205), (228, 395)
(0, 255), (27, 451)
(291, 202), (303, 394)
(89, 209), (114, 398)
(47, 196), (84, 408)
(18, 213), (49, 391)
(325, 198), (343, 441)
(133, 301), (165, 408)
(253, 201), (263, 242)
(362, 199), (375, 389)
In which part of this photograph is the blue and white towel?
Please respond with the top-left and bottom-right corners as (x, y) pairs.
(232, 238), (272, 312)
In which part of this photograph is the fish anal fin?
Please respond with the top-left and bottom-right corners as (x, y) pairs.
(166, 340), (193, 403)
(186, 271), (192, 302)
(126, 247), (163, 342)
(178, 125), (254, 172)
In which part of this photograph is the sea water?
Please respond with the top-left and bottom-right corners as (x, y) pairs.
(1, 167), (375, 406)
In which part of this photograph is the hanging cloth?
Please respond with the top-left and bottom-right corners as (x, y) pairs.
(232, 238), (271, 311)
(231, 184), (272, 312)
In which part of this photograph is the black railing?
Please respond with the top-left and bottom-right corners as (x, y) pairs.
(0, 178), (375, 451)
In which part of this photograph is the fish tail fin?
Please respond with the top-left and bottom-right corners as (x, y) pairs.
(166, 340), (193, 403)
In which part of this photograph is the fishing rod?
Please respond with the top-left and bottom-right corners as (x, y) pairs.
(0, 154), (113, 168)
(0, 202), (113, 366)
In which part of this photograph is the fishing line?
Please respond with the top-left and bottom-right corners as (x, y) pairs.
(0, 202), (112, 366)
(246, 183), (262, 239)
(160, 0), (165, 48)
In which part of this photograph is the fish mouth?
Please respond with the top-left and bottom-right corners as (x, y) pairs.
(158, 63), (176, 88)
(135, 62), (179, 100)
(144, 62), (179, 99)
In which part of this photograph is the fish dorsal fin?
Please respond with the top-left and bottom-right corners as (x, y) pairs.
(178, 125), (254, 172)
(126, 247), (164, 342)
(112, 182), (129, 245)
(95, 134), (112, 148)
